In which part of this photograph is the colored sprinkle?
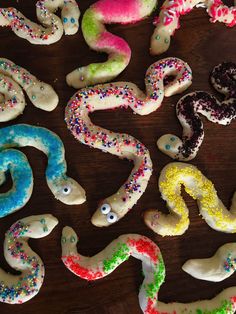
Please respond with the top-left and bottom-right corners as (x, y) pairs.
(103, 243), (130, 273)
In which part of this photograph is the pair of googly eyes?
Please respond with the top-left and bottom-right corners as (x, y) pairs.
(63, 17), (76, 24)
(100, 204), (118, 223)
(62, 186), (71, 195)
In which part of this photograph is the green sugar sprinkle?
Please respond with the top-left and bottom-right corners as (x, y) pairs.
(144, 257), (165, 299)
(88, 55), (127, 77)
(82, 9), (101, 40)
(103, 243), (130, 273)
(194, 299), (233, 314)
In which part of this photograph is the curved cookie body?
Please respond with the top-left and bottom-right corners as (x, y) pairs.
(67, 0), (157, 88)
(157, 62), (236, 160)
(61, 227), (236, 313)
(0, 58), (58, 121)
(151, 0), (236, 55)
(0, 0), (80, 45)
(0, 214), (58, 304)
(144, 162), (236, 236)
(183, 242), (236, 282)
(0, 124), (86, 206)
(65, 58), (192, 227)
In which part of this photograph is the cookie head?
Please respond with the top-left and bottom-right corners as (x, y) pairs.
(27, 82), (58, 111)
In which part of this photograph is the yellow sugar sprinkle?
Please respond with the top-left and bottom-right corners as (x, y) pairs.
(159, 165), (236, 234)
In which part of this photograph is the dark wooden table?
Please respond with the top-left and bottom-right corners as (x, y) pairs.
(0, 1), (236, 313)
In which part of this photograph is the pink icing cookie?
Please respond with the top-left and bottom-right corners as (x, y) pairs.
(66, 0), (158, 88)
(150, 0), (236, 55)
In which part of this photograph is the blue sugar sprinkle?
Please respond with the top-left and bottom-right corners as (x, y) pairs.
(0, 124), (67, 182)
(0, 149), (33, 218)
(165, 144), (171, 150)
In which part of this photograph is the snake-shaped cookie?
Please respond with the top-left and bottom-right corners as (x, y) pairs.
(61, 228), (236, 313)
(0, 214), (58, 304)
(65, 58), (192, 227)
(0, 58), (58, 121)
(144, 162), (236, 236)
(0, 0), (80, 45)
(151, 0), (236, 55)
(0, 124), (85, 218)
(183, 242), (236, 282)
(67, 0), (158, 88)
(157, 62), (236, 160)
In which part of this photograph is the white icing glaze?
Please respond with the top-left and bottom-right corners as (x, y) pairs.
(0, 58), (58, 121)
(0, 214), (58, 304)
(183, 242), (236, 282)
(65, 58), (192, 227)
(0, 0), (80, 45)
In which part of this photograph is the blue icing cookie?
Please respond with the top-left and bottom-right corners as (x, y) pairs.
(0, 124), (86, 218)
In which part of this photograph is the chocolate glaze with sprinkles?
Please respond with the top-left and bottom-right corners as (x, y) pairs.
(211, 62), (236, 98)
(157, 62), (236, 161)
(177, 91), (236, 158)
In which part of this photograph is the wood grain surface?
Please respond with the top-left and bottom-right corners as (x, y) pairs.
(0, 1), (236, 313)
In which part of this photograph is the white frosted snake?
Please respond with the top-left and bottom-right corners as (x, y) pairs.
(0, 0), (80, 45)
(65, 57), (192, 227)
(0, 214), (58, 304)
(0, 58), (58, 121)
(183, 242), (236, 282)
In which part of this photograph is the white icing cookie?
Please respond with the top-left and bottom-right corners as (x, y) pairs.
(0, 0), (80, 45)
(0, 58), (58, 121)
(150, 0), (236, 55)
(65, 58), (192, 227)
(183, 242), (236, 282)
(0, 214), (58, 304)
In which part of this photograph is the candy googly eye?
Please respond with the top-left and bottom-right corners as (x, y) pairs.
(100, 203), (111, 215)
(62, 186), (71, 195)
(106, 212), (118, 223)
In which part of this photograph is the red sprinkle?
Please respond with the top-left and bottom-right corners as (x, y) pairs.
(62, 256), (103, 281)
(127, 237), (159, 263)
